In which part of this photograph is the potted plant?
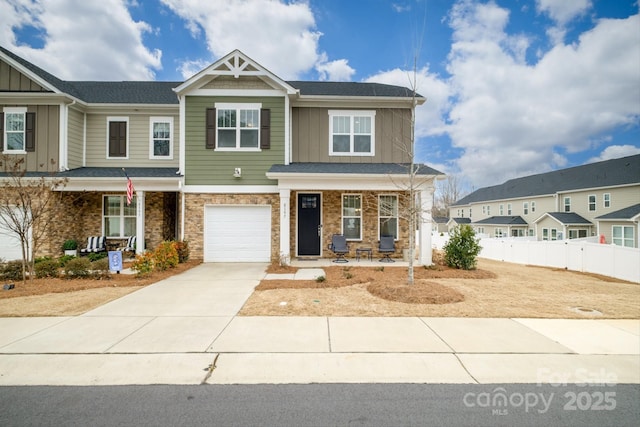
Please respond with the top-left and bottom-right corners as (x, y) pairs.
(62, 239), (78, 257)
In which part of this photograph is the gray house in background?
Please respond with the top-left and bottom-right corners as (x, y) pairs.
(449, 154), (640, 247)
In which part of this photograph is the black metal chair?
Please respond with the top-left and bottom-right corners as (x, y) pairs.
(328, 234), (349, 263)
(378, 235), (395, 262)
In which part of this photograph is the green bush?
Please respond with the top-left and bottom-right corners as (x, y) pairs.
(154, 241), (179, 271)
(131, 251), (154, 276)
(443, 224), (482, 270)
(34, 256), (53, 264)
(0, 260), (24, 281)
(34, 259), (60, 278)
(58, 255), (76, 267)
(91, 258), (111, 280)
(174, 240), (190, 263)
(87, 252), (108, 262)
(64, 257), (92, 279)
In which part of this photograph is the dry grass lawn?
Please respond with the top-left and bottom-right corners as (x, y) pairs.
(240, 258), (640, 318)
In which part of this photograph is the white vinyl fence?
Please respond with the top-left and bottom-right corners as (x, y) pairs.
(432, 233), (640, 283)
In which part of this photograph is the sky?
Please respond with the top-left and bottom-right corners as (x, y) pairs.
(1, 0), (639, 190)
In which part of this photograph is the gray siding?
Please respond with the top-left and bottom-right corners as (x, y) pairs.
(292, 107), (412, 163)
(0, 59), (46, 91)
(67, 107), (84, 168)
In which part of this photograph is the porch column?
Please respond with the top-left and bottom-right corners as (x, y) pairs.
(136, 190), (145, 255)
(279, 188), (291, 265)
(419, 188), (434, 266)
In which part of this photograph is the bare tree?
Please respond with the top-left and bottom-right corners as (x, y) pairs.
(0, 155), (68, 284)
(433, 175), (469, 218)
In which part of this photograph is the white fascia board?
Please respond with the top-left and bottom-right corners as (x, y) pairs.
(187, 89), (287, 97)
(0, 93), (80, 105)
(62, 177), (181, 192)
(182, 185), (278, 194)
(267, 173), (437, 191)
(291, 96), (425, 109)
(84, 104), (178, 114)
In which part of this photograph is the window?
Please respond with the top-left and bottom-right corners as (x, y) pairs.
(217, 105), (259, 149)
(499, 204), (504, 215)
(523, 202), (529, 215)
(612, 226), (634, 247)
(568, 229), (588, 239)
(2, 107), (34, 153)
(476, 227), (484, 234)
(495, 228), (505, 237)
(603, 193), (610, 208)
(487, 205), (491, 215)
(149, 117), (173, 159)
(564, 197), (571, 212)
(542, 228), (549, 240)
(550, 229), (557, 241)
(379, 195), (398, 239)
(588, 195), (596, 211)
(531, 201), (536, 213)
(528, 229), (535, 237)
(469, 208), (472, 218)
(342, 194), (362, 240)
(107, 117), (128, 158)
(507, 204), (512, 215)
(103, 195), (136, 238)
(482, 206), (486, 215)
(329, 110), (375, 156)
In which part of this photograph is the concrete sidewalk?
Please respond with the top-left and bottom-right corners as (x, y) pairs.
(0, 263), (638, 386)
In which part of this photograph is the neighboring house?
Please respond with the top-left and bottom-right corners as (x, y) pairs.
(449, 155), (640, 247)
(432, 216), (449, 234)
(0, 47), (444, 264)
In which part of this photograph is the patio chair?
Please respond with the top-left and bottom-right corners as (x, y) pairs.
(378, 235), (396, 263)
(79, 236), (106, 255)
(118, 236), (136, 253)
(328, 234), (349, 263)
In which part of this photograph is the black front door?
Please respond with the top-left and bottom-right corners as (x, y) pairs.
(297, 193), (321, 256)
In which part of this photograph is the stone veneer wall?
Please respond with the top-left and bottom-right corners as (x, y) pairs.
(290, 190), (410, 260)
(183, 193), (280, 261)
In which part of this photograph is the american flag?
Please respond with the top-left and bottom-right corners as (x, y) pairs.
(126, 176), (134, 206)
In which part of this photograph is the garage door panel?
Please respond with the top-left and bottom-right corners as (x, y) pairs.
(205, 206), (271, 262)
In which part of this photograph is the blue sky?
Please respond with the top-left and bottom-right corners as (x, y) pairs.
(1, 0), (639, 190)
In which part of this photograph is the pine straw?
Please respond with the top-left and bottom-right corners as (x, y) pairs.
(367, 279), (465, 304)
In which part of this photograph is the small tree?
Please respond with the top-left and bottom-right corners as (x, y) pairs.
(443, 224), (481, 270)
(0, 156), (68, 284)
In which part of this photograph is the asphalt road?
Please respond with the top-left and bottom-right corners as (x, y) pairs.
(1, 383), (638, 426)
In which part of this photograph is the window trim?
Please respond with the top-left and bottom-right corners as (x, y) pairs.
(499, 204), (504, 215)
(588, 194), (596, 211)
(378, 194), (399, 240)
(523, 202), (529, 215)
(328, 110), (376, 156)
(563, 197), (571, 212)
(341, 193), (362, 241)
(106, 116), (129, 160)
(612, 225), (634, 247)
(149, 116), (174, 160)
(507, 203), (512, 215)
(214, 102), (262, 152)
(531, 201), (536, 213)
(2, 107), (28, 154)
(102, 194), (137, 238)
(603, 193), (611, 208)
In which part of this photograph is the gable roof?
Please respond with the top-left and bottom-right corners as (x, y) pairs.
(534, 212), (592, 225)
(448, 217), (471, 224)
(453, 154), (640, 206)
(473, 216), (528, 225)
(596, 203), (640, 221)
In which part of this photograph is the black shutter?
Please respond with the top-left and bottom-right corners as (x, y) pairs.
(0, 113), (3, 148)
(206, 108), (216, 149)
(109, 121), (127, 157)
(25, 112), (36, 152)
(260, 108), (270, 149)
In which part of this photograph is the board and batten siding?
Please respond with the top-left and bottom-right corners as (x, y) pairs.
(292, 107), (412, 163)
(84, 112), (179, 167)
(67, 107), (84, 169)
(0, 59), (47, 91)
(184, 96), (285, 186)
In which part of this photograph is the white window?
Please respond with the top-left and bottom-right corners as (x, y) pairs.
(379, 195), (398, 240)
(469, 208), (472, 218)
(476, 227), (484, 234)
(499, 204), (504, 215)
(329, 110), (375, 156)
(612, 225), (634, 247)
(588, 195), (596, 211)
(550, 229), (558, 241)
(564, 197), (571, 212)
(3, 107), (27, 153)
(482, 206), (486, 215)
(568, 229), (588, 239)
(342, 194), (362, 240)
(149, 117), (173, 159)
(531, 201), (536, 213)
(528, 229), (535, 237)
(523, 202), (529, 215)
(487, 205), (491, 215)
(107, 117), (129, 159)
(542, 228), (549, 240)
(603, 193), (610, 208)
(216, 103), (261, 150)
(103, 195), (137, 238)
(507, 203), (512, 215)
(495, 228), (505, 237)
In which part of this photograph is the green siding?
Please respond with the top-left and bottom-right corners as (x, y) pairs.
(185, 96), (285, 186)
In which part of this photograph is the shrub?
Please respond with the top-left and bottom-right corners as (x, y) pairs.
(62, 239), (78, 250)
(58, 255), (76, 267)
(443, 224), (482, 270)
(154, 241), (179, 271)
(91, 258), (111, 280)
(315, 275), (326, 283)
(87, 251), (108, 262)
(34, 259), (60, 278)
(131, 251), (154, 277)
(34, 256), (53, 264)
(173, 240), (190, 263)
(64, 257), (92, 279)
(0, 260), (24, 281)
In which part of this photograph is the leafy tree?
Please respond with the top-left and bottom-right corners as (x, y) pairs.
(443, 224), (481, 270)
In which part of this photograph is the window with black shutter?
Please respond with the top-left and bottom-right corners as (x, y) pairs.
(108, 120), (127, 157)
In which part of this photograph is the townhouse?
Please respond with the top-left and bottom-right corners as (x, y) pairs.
(0, 47), (443, 264)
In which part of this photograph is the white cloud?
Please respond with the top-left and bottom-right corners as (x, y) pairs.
(588, 145), (640, 163)
(177, 58), (210, 80)
(0, 0), (162, 80)
(443, 0), (640, 187)
(161, 0), (350, 80)
(392, 3), (411, 13)
(536, 0), (593, 44)
(315, 53), (355, 81)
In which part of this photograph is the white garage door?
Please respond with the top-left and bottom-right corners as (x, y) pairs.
(204, 205), (272, 262)
(0, 211), (26, 261)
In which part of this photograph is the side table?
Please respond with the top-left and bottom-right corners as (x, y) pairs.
(356, 247), (372, 261)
